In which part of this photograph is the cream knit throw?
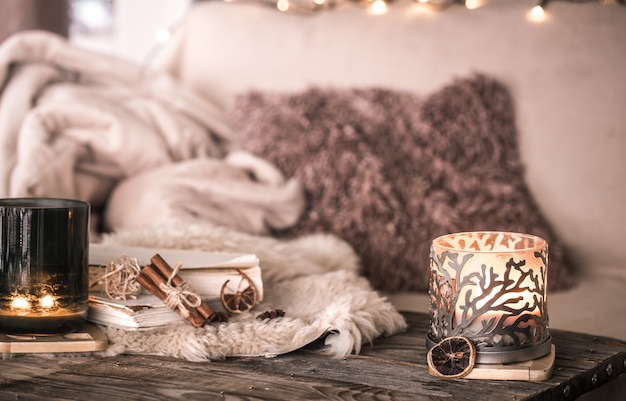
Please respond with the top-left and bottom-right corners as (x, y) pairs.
(97, 223), (407, 361)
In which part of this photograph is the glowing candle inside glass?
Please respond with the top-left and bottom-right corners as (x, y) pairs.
(40, 294), (56, 309)
(9, 294), (58, 313)
(428, 231), (551, 364)
(11, 297), (30, 311)
(0, 198), (90, 335)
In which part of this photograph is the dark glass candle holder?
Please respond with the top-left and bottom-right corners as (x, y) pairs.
(0, 198), (90, 335)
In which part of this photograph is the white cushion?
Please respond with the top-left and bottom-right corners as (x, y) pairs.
(156, 0), (626, 273)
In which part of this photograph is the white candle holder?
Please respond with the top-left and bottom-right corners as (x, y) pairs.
(427, 231), (551, 364)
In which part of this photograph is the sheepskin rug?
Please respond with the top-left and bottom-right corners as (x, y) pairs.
(97, 223), (407, 361)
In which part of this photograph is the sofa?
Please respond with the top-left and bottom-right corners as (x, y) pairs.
(152, 0), (626, 340)
(0, 0), (624, 344)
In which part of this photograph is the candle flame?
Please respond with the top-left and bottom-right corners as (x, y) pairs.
(11, 297), (30, 310)
(40, 294), (56, 309)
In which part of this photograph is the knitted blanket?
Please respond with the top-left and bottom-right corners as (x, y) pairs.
(0, 31), (304, 237)
(231, 74), (574, 292)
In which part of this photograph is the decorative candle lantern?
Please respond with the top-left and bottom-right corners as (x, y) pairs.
(0, 198), (90, 335)
(428, 231), (551, 365)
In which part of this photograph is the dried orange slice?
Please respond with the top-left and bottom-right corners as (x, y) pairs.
(427, 336), (476, 379)
(220, 270), (258, 313)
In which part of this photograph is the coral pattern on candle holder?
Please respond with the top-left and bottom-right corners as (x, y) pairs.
(428, 232), (549, 351)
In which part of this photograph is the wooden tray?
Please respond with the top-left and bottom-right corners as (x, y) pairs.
(0, 323), (108, 354)
(427, 345), (557, 381)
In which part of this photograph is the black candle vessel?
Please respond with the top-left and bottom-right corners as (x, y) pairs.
(0, 198), (90, 335)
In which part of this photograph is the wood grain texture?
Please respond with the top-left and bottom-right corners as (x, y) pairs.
(1, 312), (624, 401)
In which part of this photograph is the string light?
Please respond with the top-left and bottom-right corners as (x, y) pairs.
(530, 5), (546, 19)
(212, 0), (625, 15)
(528, 0), (548, 22)
(464, 0), (483, 9)
(277, 0), (290, 11)
(525, 0), (624, 22)
(149, 0), (626, 26)
(370, 0), (388, 14)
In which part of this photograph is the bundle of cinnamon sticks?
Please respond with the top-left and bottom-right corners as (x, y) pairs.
(135, 253), (226, 327)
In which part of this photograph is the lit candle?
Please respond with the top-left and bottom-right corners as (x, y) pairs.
(40, 294), (57, 309)
(1, 291), (86, 335)
(428, 231), (551, 364)
(10, 296), (30, 311)
(0, 198), (90, 335)
(8, 293), (59, 313)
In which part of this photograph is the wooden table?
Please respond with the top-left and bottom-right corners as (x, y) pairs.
(1, 312), (625, 400)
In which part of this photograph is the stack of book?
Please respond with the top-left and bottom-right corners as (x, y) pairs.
(87, 244), (263, 330)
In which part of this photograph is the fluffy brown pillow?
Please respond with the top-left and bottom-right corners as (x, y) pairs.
(231, 74), (574, 292)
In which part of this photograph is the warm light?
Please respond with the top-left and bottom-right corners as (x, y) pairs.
(11, 297), (30, 310)
(277, 0), (290, 12)
(71, 0), (113, 33)
(155, 28), (171, 44)
(370, 0), (388, 15)
(529, 5), (546, 22)
(313, 0), (326, 5)
(428, 232), (551, 364)
(465, 0), (483, 10)
(40, 294), (56, 309)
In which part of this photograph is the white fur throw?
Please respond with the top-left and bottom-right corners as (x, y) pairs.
(97, 224), (407, 361)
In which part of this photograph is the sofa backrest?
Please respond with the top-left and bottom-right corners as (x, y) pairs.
(156, 0), (626, 274)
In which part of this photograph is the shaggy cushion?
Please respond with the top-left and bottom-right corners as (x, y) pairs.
(231, 74), (574, 292)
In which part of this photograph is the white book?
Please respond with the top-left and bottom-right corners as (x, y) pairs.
(87, 295), (225, 330)
(87, 244), (263, 329)
(87, 295), (181, 329)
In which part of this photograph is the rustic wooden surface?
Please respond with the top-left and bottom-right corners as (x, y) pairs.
(1, 312), (624, 400)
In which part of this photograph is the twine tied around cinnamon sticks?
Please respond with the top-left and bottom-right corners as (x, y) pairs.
(135, 254), (223, 327)
(158, 261), (202, 317)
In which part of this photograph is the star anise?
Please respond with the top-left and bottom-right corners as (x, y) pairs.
(256, 309), (285, 320)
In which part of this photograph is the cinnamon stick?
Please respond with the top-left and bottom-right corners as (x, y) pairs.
(138, 263), (207, 328)
(150, 254), (216, 322)
(135, 271), (161, 298)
